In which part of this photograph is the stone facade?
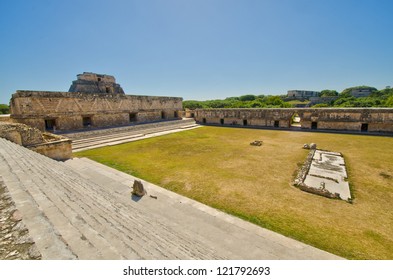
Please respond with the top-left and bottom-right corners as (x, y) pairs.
(69, 72), (125, 94)
(9, 73), (182, 131)
(351, 88), (373, 98)
(287, 90), (320, 99)
(194, 108), (393, 133)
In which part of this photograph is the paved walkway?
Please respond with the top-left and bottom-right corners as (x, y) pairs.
(0, 137), (342, 260)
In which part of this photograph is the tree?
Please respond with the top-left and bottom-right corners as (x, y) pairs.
(385, 95), (393, 107)
(265, 96), (284, 106)
(0, 104), (10, 114)
(312, 103), (329, 108)
(320, 90), (338, 97)
(182, 100), (205, 110)
(239, 95), (256, 102)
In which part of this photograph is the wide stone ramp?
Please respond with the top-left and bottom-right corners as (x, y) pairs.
(0, 138), (219, 259)
(0, 138), (342, 259)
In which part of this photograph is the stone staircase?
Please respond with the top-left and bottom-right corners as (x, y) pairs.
(66, 119), (199, 152)
(0, 137), (342, 260)
(0, 138), (221, 259)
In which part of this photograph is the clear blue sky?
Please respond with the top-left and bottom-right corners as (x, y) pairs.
(1, 0), (392, 104)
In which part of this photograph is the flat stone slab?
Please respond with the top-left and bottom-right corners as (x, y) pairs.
(303, 150), (351, 201)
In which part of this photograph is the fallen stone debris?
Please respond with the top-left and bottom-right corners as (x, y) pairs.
(132, 180), (146, 197)
(0, 180), (41, 260)
(294, 148), (351, 202)
(303, 143), (317, 150)
(250, 140), (263, 146)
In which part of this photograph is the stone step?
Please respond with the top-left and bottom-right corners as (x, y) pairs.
(63, 119), (196, 140)
(44, 160), (219, 259)
(5, 139), (219, 259)
(71, 125), (201, 152)
(72, 134), (144, 149)
(71, 120), (196, 144)
(0, 139), (76, 260)
(5, 147), (173, 259)
(2, 141), (125, 259)
(1, 141), (148, 259)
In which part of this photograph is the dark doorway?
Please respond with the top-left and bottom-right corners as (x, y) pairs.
(311, 122), (318, 129)
(361, 123), (368, 132)
(161, 111), (166, 119)
(83, 117), (92, 127)
(174, 111), (178, 118)
(243, 119), (248, 126)
(202, 118), (206, 124)
(191, 113), (195, 118)
(274, 120), (279, 127)
(220, 118), (224, 125)
(129, 113), (137, 122)
(105, 87), (110, 93)
(45, 119), (56, 130)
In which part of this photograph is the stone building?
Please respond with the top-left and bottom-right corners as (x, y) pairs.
(350, 88), (373, 98)
(69, 72), (125, 94)
(194, 108), (393, 133)
(10, 73), (183, 131)
(287, 90), (320, 99)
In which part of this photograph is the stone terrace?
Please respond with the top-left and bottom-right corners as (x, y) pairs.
(0, 138), (342, 260)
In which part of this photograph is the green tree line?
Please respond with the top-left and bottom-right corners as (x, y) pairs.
(184, 86), (393, 109)
(0, 104), (10, 114)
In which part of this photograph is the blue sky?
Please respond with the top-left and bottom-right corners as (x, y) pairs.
(1, 0), (392, 104)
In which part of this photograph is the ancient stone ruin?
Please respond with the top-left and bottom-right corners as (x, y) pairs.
(0, 122), (72, 160)
(303, 143), (317, 149)
(69, 72), (125, 94)
(194, 108), (393, 134)
(9, 72), (183, 132)
(250, 140), (263, 146)
(294, 149), (351, 202)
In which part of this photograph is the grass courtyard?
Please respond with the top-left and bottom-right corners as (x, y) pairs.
(74, 126), (393, 259)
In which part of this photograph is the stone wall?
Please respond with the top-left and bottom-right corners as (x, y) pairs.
(10, 91), (183, 131)
(0, 122), (72, 160)
(0, 122), (44, 146)
(195, 108), (393, 133)
(0, 115), (12, 123)
(28, 134), (72, 161)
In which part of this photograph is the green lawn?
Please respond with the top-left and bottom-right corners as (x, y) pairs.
(74, 126), (393, 259)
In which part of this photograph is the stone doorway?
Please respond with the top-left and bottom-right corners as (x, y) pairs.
(83, 116), (92, 127)
(290, 113), (301, 128)
(45, 119), (56, 131)
(311, 122), (318, 130)
(361, 123), (368, 132)
(129, 113), (137, 122)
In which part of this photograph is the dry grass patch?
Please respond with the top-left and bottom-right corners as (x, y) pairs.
(75, 126), (393, 259)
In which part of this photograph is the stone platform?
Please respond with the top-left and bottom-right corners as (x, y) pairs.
(302, 150), (351, 201)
